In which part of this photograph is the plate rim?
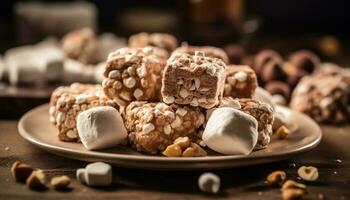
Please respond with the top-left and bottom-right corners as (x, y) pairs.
(18, 104), (322, 164)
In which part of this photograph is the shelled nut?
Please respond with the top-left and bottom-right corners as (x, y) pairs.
(275, 126), (291, 139)
(11, 161), (34, 183)
(26, 170), (47, 191)
(174, 137), (190, 150)
(267, 170), (286, 186)
(162, 144), (182, 157)
(51, 175), (71, 190)
(297, 166), (319, 182)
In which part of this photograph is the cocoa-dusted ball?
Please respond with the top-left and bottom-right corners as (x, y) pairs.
(289, 50), (320, 73)
(224, 44), (245, 64)
(260, 59), (287, 83)
(265, 81), (291, 100)
(254, 49), (283, 75)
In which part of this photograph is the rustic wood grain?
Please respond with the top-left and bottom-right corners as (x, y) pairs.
(0, 120), (349, 200)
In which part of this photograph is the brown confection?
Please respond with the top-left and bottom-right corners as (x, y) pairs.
(254, 49), (283, 75)
(128, 32), (178, 53)
(55, 87), (118, 142)
(61, 28), (97, 64)
(224, 65), (258, 98)
(49, 83), (101, 124)
(224, 44), (245, 64)
(102, 47), (166, 107)
(260, 59), (287, 83)
(289, 50), (320, 73)
(125, 101), (205, 154)
(283, 62), (308, 88)
(161, 51), (226, 109)
(173, 45), (230, 64)
(265, 81), (291, 100)
(290, 68), (350, 124)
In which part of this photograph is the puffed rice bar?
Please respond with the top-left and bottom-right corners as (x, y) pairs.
(55, 90), (118, 142)
(224, 65), (258, 98)
(239, 98), (274, 149)
(172, 45), (229, 64)
(49, 83), (101, 124)
(125, 101), (205, 154)
(61, 28), (97, 64)
(290, 65), (350, 123)
(102, 47), (167, 107)
(128, 32), (178, 53)
(161, 51), (227, 109)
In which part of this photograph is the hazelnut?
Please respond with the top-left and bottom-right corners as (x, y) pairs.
(26, 170), (47, 191)
(297, 166), (319, 182)
(289, 50), (320, 73)
(281, 180), (306, 191)
(174, 136), (190, 150)
(282, 188), (305, 200)
(275, 126), (291, 139)
(198, 172), (220, 194)
(11, 161), (34, 183)
(191, 143), (207, 157)
(51, 175), (71, 190)
(265, 81), (291, 100)
(162, 144), (182, 157)
(267, 170), (287, 186)
(182, 147), (195, 157)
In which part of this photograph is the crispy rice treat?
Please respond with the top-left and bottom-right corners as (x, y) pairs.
(161, 51), (226, 109)
(125, 101), (205, 154)
(49, 83), (101, 124)
(61, 28), (97, 64)
(206, 97), (274, 149)
(128, 32), (178, 53)
(290, 66), (350, 123)
(224, 65), (258, 98)
(239, 98), (274, 149)
(102, 47), (167, 107)
(55, 89), (118, 142)
(173, 46), (229, 64)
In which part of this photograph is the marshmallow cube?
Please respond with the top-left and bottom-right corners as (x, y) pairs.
(198, 172), (221, 194)
(77, 106), (127, 150)
(77, 162), (112, 186)
(255, 87), (276, 111)
(203, 107), (258, 155)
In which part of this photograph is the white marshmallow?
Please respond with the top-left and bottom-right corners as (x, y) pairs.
(94, 62), (106, 83)
(34, 45), (65, 81)
(273, 111), (288, 131)
(63, 59), (95, 83)
(77, 106), (127, 150)
(203, 107), (258, 155)
(255, 87), (276, 111)
(76, 162), (112, 186)
(272, 94), (287, 106)
(198, 172), (220, 194)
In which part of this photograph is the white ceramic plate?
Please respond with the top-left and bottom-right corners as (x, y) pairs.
(18, 104), (322, 170)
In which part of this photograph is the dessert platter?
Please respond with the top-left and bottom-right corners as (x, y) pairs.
(17, 30), (342, 170)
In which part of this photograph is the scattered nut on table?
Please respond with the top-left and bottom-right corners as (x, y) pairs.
(11, 161), (34, 183)
(281, 180), (306, 191)
(297, 166), (319, 181)
(282, 188), (305, 200)
(51, 175), (71, 190)
(267, 170), (286, 186)
(275, 125), (291, 139)
(198, 172), (220, 194)
(26, 170), (47, 191)
(281, 180), (306, 200)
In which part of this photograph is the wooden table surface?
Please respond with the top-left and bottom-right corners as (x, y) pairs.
(0, 120), (349, 200)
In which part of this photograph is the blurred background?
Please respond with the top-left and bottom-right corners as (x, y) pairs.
(0, 0), (349, 117)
